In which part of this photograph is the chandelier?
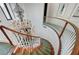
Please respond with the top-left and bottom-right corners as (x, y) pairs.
(13, 3), (32, 35)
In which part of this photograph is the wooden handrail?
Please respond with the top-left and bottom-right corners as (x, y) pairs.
(0, 25), (43, 46)
(59, 22), (68, 39)
(0, 25), (41, 38)
(0, 27), (14, 46)
(44, 16), (79, 55)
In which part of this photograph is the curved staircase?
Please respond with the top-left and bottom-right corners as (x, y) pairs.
(0, 16), (79, 55)
(0, 25), (54, 55)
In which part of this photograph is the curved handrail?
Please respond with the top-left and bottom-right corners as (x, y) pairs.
(44, 16), (79, 55)
(0, 25), (54, 55)
(0, 25), (41, 38)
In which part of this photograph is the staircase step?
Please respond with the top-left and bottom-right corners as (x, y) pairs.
(31, 51), (37, 55)
(14, 47), (27, 55)
(36, 48), (44, 55)
(39, 48), (50, 55)
(43, 46), (51, 53)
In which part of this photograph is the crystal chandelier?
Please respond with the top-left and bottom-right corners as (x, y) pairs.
(13, 3), (32, 35)
(12, 3), (41, 51)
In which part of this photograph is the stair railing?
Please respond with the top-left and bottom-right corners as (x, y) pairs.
(44, 16), (79, 55)
(0, 25), (54, 55)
